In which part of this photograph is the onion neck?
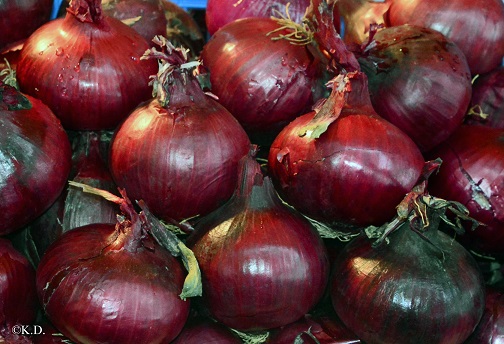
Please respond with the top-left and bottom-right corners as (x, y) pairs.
(67, 0), (106, 27)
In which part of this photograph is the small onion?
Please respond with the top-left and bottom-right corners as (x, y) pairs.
(187, 153), (330, 331)
(427, 124), (504, 257)
(358, 24), (472, 152)
(36, 188), (191, 344)
(0, 82), (71, 235)
(201, 17), (325, 141)
(466, 66), (504, 129)
(330, 182), (486, 344)
(16, 0), (158, 130)
(109, 37), (251, 222)
(0, 238), (38, 331)
(268, 71), (425, 228)
(171, 316), (242, 344)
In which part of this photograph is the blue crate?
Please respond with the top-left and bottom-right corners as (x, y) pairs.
(171, 0), (207, 9)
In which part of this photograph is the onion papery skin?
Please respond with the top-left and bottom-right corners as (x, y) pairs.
(201, 17), (324, 140)
(331, 228), (485, 344)
(187, 160), (330, 331)
(358, 25), (472, 152)
(0, 89), (72, 235)
(465, 288), (504, 344)
(0, 238), (38, 329)
(205, 0), (340, 36)
(36, 223), (190, 344)
(0, 0), (53, 50)
(171, 316), (242, 343)
(386, 0), (504, 76)
(16, 12), (158, 131)
(427, 125), (504, 257)
(466, 66), (504, 129)
(109, 97), (251, 222)
(268, 78), (425, 227)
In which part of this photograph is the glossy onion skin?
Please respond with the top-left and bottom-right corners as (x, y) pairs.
(205, 0), (311, 36)
(465, 288), (504, 344)
(36, 223), (190, 344)
(427, 125), (504, 256)
(331, 228), (485, 344)
(268, 111), (425, 227)
(171, 316), (242, 344)
(466, 66), (504, 129)
(359, 25), (472, 152)
(201, 17), (323, 136)
(109, 98), (251, 222)
(16, 13), (158, 130)
(0, 238), (38, 328)
(187, 178), (330, 331)
(0, 0), (52, 49)
(386, 0), (504, 76)
(0, 94), (71, 235)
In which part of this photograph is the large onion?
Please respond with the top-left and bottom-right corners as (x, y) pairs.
(0, 82), (71, 235)
(16, 0), (158, 130)
(357, 24), (472, 152)
(36, 188), (191, 344)
(201, 17), (325, 142)
(268, 72), (425, 229)
(187, 153), (330, 331)
(330, 181), (485, 344)
(109, 37), (251, 222)
(427, 124), (504, 257)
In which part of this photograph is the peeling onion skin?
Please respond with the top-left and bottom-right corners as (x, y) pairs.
(0, 88), (72, 235)
(427, 125), (504, 257)
(359, 25), (472, 153)
(201, 17), (324, 138)
(187, 159), (330, 331)
(465, 288), (504, 344)
(331, 228), (485, 344)
(36, 223), (190, 344)
(16, 11), (158, 130)
(0, 238), (38, 329)
(466, 66), (504, 129)
(268, 74), (425, 228)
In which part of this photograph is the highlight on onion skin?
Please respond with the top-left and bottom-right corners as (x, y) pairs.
(187, 155), (330, 331)
(466, 66), (504, 129)
(358, 24), (472, 152)
(16, 0), (158, 131)
(427, 125), (504, 257)
(268, 72), (425, 229)
(330, 182), (486, 344)
(0, 238), (38, 332)
(0, 82), (72, 235)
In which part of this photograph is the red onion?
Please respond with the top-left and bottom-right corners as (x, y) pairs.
(36, 188), (191, 344)
(109, 36), (251, 222)
(102, 0), (205, 56)
(337, 0), (504, 75)
(466, 66), (504, 129)
(427, 125), (504, 257)
(0, 238), (38, 332)
(187, 153), (330, 331)
(206, 0), (340, 36)
(268, 71), (425, 229)
(0, 0), (53, 50)
(201, 17), (325, 142)
(357, 24), (472, 152)
(15, 0), (158, 130)
(0, 82), (71, 235)
(172, 316), (242, 343)
(330, 180), (485, 344)
(465, 287), (504, 343)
